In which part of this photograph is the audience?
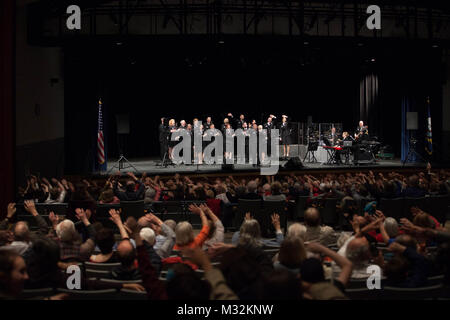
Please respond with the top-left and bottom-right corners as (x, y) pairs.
(0, 168), (449, 300)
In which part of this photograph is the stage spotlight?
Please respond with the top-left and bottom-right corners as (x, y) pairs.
(432, 44), (439, 48)
(371, 58), (376, 62)
(116, 42), (123, 46)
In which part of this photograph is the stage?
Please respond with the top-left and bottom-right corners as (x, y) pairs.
(104, 156), (427, 176)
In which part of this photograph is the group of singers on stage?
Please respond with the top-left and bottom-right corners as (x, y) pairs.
(159, 114), (370, 165)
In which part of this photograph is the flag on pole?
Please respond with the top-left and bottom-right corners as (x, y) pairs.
(425, 97), (433, 156)
(97, 99), (107, 172)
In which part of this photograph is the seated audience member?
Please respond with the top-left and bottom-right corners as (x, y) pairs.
(113, 172), (145, 201)
(111, 240), (141, 280)
(402, 175), (426, 198)
(47, 207), (97, 262)
(0, 250), (29, 299)
(139, 214), (176, 259)
(264, 182), (287, 201)
(98, 189), (120, 204)
(90, 228), (118, 263)
(232, 213), (284, 247)
(218, 247), (268, 300)
(143, 188), (157, 204)
(274, 237), (307, 274)
(286, 223), (307, 242)
(343, 236), (378, 279)
(215, 184), (231, 204)
(200, 204), (225, 250)
(303, 207), (335, 246)
(174, 204), (210, 250)
(262, 269), (303, 300)
(0, 222), (32, 256)
(384, 240), (431, 288)
(134, 231), (237, 300)
(289, 182), (310, 198)
(139, 227), (162, 274)
(23, 237), (62, 290)
(240, 181), (263, 200)
(206, 190), (221, 217)
(300, 242), (352, 300)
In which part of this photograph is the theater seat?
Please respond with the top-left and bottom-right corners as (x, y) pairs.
(57, 288), (117, 300)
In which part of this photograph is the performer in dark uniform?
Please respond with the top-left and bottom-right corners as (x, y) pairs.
(354, 121), (368, 140)
(263, 115), (276, 156)
(224, 123), (234, 162)
(279, 115), (291, 159)
(249, 123), (258, 166)
(158, 118), (168, 161)
(221, 118), (230, 133)
(330, 127), (339, 146)
(242, 122), (249, 163)
(236, 114), (245, 130)
(168, 119), (178, 161)
(204, 117), (213, 130)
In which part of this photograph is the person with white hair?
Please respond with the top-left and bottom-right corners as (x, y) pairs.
(139, 227), (162, 273)
(138, 213), (175, 259)
(232, 213), (284, 247)
(240, 180), (262, 200)
(50, 207), (97, 262)
(287, 223), (307, 242)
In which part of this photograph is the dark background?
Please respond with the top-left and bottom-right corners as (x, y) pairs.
(64, 37), (444, 174)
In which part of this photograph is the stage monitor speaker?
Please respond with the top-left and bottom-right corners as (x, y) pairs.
(406, 112), (418, 130)
(283, 157), (304, 169)
(116, 114), (130, 134)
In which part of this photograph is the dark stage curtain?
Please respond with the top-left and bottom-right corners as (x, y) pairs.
(359, 73), (379, 137)
(0, 0), (15, 218)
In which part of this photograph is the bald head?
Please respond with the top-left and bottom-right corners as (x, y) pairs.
(117, 240), (136, 268)
(13, 222), (30, 242)
(346, 237), (370, 267)
(304, 208), (320, 227)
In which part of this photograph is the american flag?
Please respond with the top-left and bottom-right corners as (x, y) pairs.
(97, 99), (106, 170)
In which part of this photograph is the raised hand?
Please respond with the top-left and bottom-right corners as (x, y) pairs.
(188, 204), (202, 215)
(108, 208), (122, 225)
(49, 211), (59, 226)
(24, 200), (38, 216)
(7, 203), (16, 219)
(271, 213), (281, 231)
